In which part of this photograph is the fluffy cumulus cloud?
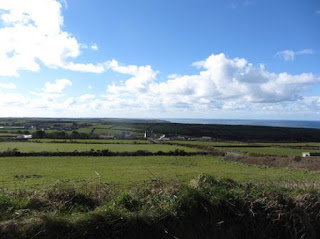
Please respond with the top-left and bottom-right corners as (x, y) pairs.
(0, 0), (106, 76)
(0, 82), (16, 89)
(44, 78), (72, 93)
(0, 53), (319, 118)
(106, 59), (158, 94)
(276, 49), (314, 61)
(78, 94), (95, 102)
(63, 62), (106, 73)
(104, 53), (320, 116)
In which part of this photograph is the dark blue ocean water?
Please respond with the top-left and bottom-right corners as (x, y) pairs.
(166, 119), (320, 129)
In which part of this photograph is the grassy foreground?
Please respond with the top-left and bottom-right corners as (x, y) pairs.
(1, 174), (319, 239)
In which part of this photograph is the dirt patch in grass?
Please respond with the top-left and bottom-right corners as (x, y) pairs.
(14, 175), (44, 179)
(225, 154), (320, 171)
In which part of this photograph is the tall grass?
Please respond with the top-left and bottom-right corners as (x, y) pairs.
(1, 175), (319, 239)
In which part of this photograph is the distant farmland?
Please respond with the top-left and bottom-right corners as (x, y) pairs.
(0, 141), (199, 153)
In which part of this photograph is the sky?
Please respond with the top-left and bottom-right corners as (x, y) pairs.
(0, 0), (319, 120)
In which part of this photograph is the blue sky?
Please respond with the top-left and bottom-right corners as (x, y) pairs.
(0, 0), (319, 119)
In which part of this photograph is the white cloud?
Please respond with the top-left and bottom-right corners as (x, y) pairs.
(63, 62), (106, 73)
(297, 49), (314, 55)
(105, 53), (320, 114)
(30, 91), (64, 99)
(44, 78), (72, 93)
(168, 74), (182, 79)
(0, 0), (106, 76)
(106, 59), (158, 94)
(276, 49), (314, 61)
(0, 93), (28, 107)
(60, 0), (68, 8)
(0, 82), (16, 89)
(91, 43), (98, 51)
(0, 53), (319, 119)
(276, 50), (295, 61)
(78, 94), (95, 102)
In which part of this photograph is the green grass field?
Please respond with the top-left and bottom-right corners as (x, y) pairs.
(170, 141), (251, 146)
(0, 133), (20, 137)
(76, 127), (95, 134)
(168, 140), (320, 156)
(93, 128), (131, 135)
(170, 140), (320, 147)
(0, 142), (198, 153)
(1, 155), (319, 191)
(29, 139), (150, 144)
(1, 138), (319, 192)
(255, 142), (320, 147)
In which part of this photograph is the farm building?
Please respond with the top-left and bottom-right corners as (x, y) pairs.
(302, 152), (310, 157)
(158, 134), (170, 141)
(99, 135), (115, 139)
(302, 152), (320, 157)
(16, 135), (32, 139)
(200, 136), (212, 141)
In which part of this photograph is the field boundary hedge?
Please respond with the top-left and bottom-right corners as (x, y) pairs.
(0, 149), (215, 157)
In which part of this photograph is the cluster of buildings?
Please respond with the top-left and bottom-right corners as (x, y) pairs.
(143, 131), (212, 141)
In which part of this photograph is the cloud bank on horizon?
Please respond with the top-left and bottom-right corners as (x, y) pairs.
(0, 0), (319, 119)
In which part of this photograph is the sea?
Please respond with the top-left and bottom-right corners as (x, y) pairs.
(165, 119), (320, 129)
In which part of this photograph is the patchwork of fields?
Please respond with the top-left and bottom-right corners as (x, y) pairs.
(0, 139), (319, 191)
(1, 122), (320, 238)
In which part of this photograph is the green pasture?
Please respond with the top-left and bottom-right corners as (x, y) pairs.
(76, 127), (95, 134)
(1, 155), (319, 191)
(91, 124), (114, 129)
(29, 139), (150, 144)
(93, 128), (127, 135)
(255, 142), (320, 147)
(170, 140), (320, 148)
(0, 133), (20, 137)
(0, 142), (198, 153)
(170, 141), (250, 146)
(169, 141), (320, 156)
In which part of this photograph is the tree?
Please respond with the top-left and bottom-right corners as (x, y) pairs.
(32, 130), (45, 139)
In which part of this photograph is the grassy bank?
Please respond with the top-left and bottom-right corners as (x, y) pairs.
(1, 175), (319, 239)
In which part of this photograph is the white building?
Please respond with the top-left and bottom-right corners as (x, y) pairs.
(158, 134), (170, 141)
(16, 135), (32, 139)
(99, 135), (115, 139)
(200, 136), (212, 141)
(302, 152), (310, 157)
